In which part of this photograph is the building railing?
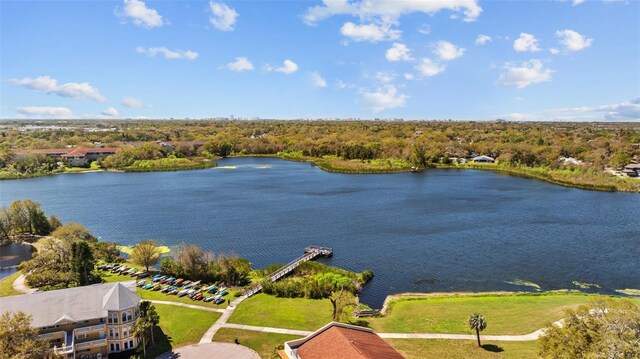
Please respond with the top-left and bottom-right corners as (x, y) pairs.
(38, 331), (64, 340)
(76, 338), (107, 349)
(75, 324), (106, 334)
(53, 345), (74, 355)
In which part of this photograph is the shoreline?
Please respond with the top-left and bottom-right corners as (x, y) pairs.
(1, 154), (638, 193)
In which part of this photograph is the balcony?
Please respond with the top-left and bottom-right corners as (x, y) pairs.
(75, 324), (106, 334)
(53, 345), (74, 355)
(76, 338), (107, 349)
(38, 331), (64, 340)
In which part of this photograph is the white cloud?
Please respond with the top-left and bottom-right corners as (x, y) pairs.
(433, 41), (465, 61)
(386, 43), (412, 62)
(572, 0), (585, 5)
(9, 76), (106, 102)
(550, 48), (560, 55)
(121, 96), (144, 108)
(547, 98), (640, 121)
(416, 58), (446, 77)
(101, 107), (120, 117)
(16, 106), (73, 118)
(513, 33), (541, 52)
(375, 71), (395, 84)
(340, 22), (400, 42)
(274, 59), (299, 74)
(122, 0), (163, 28)
(418, 24), (431, 35)
(361, 84), (407, 112)
(310, 72), (327, 87)
(556, 29), (593, 51)
(498, 59), (552, 88)
(303, 0), (482, 25)
(227, 57), (254, 72)
(475, 34), (492, 45)
(209, 2), (238, 31)
(403, 73), (414, 80)
(136, 46), (198, 60)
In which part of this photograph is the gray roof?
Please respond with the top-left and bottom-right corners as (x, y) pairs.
(0, 281), (139, 328)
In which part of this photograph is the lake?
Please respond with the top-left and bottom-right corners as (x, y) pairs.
(1, 157), (638, 306)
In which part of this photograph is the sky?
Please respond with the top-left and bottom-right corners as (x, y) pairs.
(1, 0), (639, 121)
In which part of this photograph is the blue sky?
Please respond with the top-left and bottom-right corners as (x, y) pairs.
(1, 0), (639, 121)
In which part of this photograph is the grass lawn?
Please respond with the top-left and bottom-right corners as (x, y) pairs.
(213, 328), (302, 359)
(229, 294), (333, 331)
(366, 293), (633, 335)
(0, 271), (21, 297)
(144, 303), (220, 358)
(386, 339), (539, 359)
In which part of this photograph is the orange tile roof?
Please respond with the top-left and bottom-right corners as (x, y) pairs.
(294, 325), (404, 359)
(62, 147), (118, 157)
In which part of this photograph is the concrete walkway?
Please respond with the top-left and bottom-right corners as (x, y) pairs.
(199, 295), (248, 343)
(12, 274), (36, 294)
(218, 320), (562, 342)
(156, 342), (260, 359)
(149, 300), (225, 313)
(223, 323), (313, 337)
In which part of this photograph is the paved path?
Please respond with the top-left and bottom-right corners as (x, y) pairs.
(218, 320), (563, 342)
(12, 274), (36, 294)
(223, 323), (313, 337)
(149, 300), (225, 313)
(156, 342), (260, 359)
(199, 295), (248, 343)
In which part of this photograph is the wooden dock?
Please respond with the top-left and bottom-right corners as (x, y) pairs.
(243, 246), (333, 297)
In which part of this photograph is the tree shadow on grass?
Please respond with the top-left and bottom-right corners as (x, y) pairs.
(143, 326), (173, 358)
(481, 344), (504, 353)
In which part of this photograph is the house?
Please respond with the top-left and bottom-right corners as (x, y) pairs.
(623, 163), (640, 177)
(0, 281), (141, 359)
(62, 147), (118, 167)
(472, 155), (495, 163)
(279, 322), (404, 359)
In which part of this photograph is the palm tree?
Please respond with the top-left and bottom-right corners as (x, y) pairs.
(468, 313), (487, 347)
(146, 305), (160, 347)
(133, 317), (151, 358)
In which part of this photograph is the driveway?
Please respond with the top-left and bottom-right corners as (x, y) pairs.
(156, 342), (260, 359)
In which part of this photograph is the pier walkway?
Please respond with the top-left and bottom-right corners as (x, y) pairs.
(243, 246), (333, 297)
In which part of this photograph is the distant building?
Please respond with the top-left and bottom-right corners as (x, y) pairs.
(279, 322), (404, 359)
(472, 155), (495, 163)
(0, 282), (141, 358)
(62, 147), (118, 167)
(623, 163), (640, 177)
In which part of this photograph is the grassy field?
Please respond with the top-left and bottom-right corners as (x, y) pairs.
(386, 339), (539, 359)
(0, 271), (21, 297)
(213, 328), (302, 359)
(229, 294), (333, 331)
(366, 293), (631, 334)
(145, 303), (221, 358)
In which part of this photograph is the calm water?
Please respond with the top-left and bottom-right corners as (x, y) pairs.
(0, 243), (34, 278)
(1, 157), (639, 306)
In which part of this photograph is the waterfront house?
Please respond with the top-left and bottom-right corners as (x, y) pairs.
(62, 147), (118, 167)
(279, 322), (404, 359)
(623, 163), (640, 177)
(0, 281), (141, 359)
(472, 155), (495, 163)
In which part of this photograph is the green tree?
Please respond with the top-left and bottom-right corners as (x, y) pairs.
(0, 312), (49, 359)
(131, 240), (162, 272)
(538, 299), (640, 359)
(8, 200), (51, 236)
(160, 257), (182, 277)
(51, 222), (97, 243)
(329, 287), (356, 322)
(48, 215), (62, 231)
(139, 301), (160, 347)
(93, 241), (121, 263)
(133, 316), (151, 358)
(176, 245), (208, 280)
(71, 241), (98, 286)
(468, 313), (487, 347)
(219, 142), (233, 157)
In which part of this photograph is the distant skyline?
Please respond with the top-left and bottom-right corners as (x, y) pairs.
(1, 0), (639, 121)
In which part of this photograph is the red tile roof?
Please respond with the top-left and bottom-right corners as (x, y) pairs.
(289, 323), (404, 359)
(62, 147), (118, 157)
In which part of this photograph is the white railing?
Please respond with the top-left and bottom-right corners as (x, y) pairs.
(75, 338), (107, 349)
(53, 345), (74, 355)
(38, 331), (64, 340)
(75, 324), (106, 334)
